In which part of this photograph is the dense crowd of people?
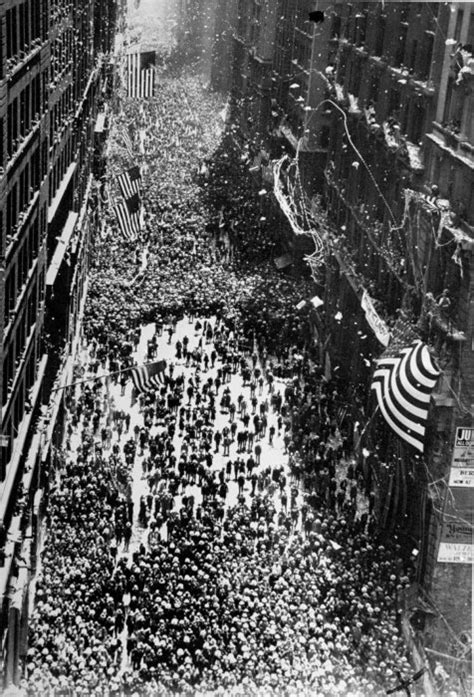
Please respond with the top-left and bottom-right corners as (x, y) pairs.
(23, 59), (419, 697)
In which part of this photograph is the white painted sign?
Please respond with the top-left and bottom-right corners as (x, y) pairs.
(437, 543), (474, 564)
(361, 291), (391, 347)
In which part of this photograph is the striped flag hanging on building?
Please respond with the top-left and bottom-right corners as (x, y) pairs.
(371, 340), (441, 452)
(113, 193), (141, 240)
(130, 359), (167, 392)
(117, 166), (142, 201)
(126, 51), (156, 98)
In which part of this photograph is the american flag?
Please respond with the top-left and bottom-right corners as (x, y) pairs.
(113, 193), (141, 240)
(371, 341), (441, 452)
(126, 52), (156, 98)
(117, 166), (141, 201)
(130, 360), (167, 392)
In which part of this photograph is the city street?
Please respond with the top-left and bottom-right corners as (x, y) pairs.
(0, 1), (471, 696)
(13, 2), (470, 697)
(24, 64), (411, 697)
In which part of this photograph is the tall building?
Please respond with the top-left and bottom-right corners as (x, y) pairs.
(210, 0), (239, 91)
(0, 0), (118, 687)
(175, 0), (219, 76)
(229, 0), (278, 142)
(220, 0), (474, 688)
(225, 0), (335, 261)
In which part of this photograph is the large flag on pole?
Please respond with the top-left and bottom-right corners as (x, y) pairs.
(130, 360), (167, 392)
(113, 193), (141, 240)
(117, 166), (142, 201)
(371, 341), (441, 452)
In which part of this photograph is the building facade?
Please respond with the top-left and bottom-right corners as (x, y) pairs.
(0, 0), (118, 687)
(218, 0), (474, 690)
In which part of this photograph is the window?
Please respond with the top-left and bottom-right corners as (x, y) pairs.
(408, 40), (418, 72)
(369, 73), (380, 103)
(6, 8), (18, 59)
(355, 12), (367, 47)
(343, 4), (353, 40)
(419, 33), (434, 81)
(320, 125), (330, 148)
(468, 11), (474, 46)
(374, 16), (385, 56)
(399, 3), (410, 23)
(394, 24), (407, 67)
(388, 88), (401, 117)
(443, 77), (463, 130)
(431, 155), (441, 186)
(331, 15), (341, 39)
(350, 57), (362, 96)
(337, 47), (349, 84)
(454, 10), (464, 41)
(409, 103), (425, 143)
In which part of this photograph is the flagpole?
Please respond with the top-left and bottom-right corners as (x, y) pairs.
(51, 366), (133, 394)
(354, 404), (380, 452)
(50, 361), (164, 394)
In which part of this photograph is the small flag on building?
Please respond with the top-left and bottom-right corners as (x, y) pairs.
(126, 51), (156, 98)
(130, 360), (167, 392)
(371, 341), (441, 452)
(113, 194), (141, 240)
(117, 166), (142, 201)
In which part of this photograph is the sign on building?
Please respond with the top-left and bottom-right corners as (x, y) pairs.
(448, 427), (474, 487)
(437, 427), (474, 564)
(361, 290), (391, 347)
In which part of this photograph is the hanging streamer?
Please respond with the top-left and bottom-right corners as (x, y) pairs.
(273, 144), (327, 275)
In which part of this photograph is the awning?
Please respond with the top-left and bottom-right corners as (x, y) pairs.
(41, 354), (74, 459)
(0, 354), (48, 527)
(33, 488), (43, 515)
(9, 567), (28, 612)
(48, 162), (77, 223)
(46, 211), (78, 286)
(94, 111), (107, 133)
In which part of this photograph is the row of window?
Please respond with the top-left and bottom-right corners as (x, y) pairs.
(335, 49), (427, 145)
(6, 143), (46, 240)
(5, 212), (43, 326)
(49, 84), (75, 144)
(48, 133), (75, 207)
(326, 175), (403, 317)
(331, 6), (435, 83)
(6, 73), (46, 160)
(3, 274), (43, 408)
(6, 1), (48, 62)
(1, 332), (42, 479)
(50, 28), (75, 87)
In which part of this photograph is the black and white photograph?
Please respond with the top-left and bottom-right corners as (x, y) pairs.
(0, 0), (472, 695)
